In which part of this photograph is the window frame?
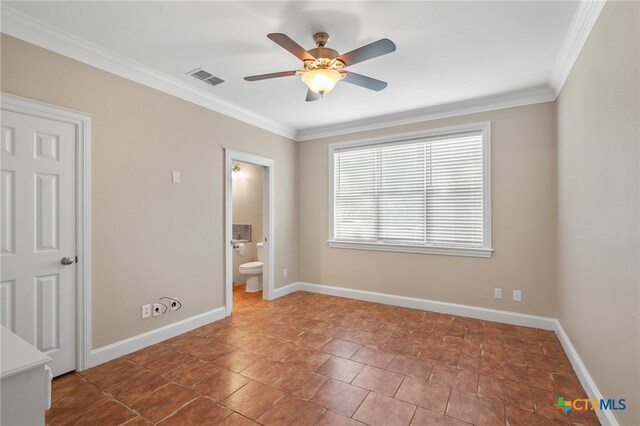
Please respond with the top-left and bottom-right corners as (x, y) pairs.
(327, 121), (493, 258)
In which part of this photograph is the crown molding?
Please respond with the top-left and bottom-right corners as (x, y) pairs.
(0, 5), (297, 140)
(1, 2), (604, 143)
(295, 85), (555, 141)
(549, 0), (607, 96)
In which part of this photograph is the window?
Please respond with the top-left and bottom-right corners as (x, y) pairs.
(328, 122), (492, 257)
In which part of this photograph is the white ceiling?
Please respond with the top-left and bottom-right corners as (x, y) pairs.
(4, 1), (579, 135)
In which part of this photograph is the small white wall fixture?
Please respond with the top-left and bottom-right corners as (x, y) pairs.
(1, 92), (92, 372)
(224, 149), (274, 315)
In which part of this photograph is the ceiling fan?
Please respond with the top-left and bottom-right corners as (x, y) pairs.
(244, 32), (396, 102)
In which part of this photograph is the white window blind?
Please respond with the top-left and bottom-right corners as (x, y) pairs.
(331, 128), (490, 255)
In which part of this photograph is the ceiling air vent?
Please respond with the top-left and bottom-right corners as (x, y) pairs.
(187, 68), (225, 87)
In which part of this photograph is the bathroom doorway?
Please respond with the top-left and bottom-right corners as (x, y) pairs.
(224, 149), (274, 315)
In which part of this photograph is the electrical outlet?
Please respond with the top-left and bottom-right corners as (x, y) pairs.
(513, 290), (522, 302)
(141, 304), (151, 319)
(152, 303), (163, 316)
(494, 288), (502, 299)
(169, 298), (179, 311)
(283, 268), (288, 278)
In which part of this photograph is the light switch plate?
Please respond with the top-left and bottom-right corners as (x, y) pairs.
(513, 290), (522, 302)
(141, 304), (151, 319)
(171, 171), (181, 184)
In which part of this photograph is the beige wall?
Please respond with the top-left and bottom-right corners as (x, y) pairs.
(556, 2), (639, 424)
(298, 102), (558, 317)
(0, 35), (299, 348)
(232, 161), (263, 284)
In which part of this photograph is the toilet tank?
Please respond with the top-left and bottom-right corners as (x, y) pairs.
(256, 242), (263, 261)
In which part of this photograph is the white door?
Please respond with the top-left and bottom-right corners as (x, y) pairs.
(1, 109), (76, 377)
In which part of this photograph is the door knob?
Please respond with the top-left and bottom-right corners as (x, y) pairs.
(61, 257), (75, 265)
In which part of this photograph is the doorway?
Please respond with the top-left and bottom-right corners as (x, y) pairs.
(224, 149), (274, 315)
(0, 93), (92, 375)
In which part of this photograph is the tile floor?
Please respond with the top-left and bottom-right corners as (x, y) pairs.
(47, 286), (600, 425)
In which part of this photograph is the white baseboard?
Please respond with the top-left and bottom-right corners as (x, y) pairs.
(291, 281), (617, 424)
(86, 283), (616, 426)
(87, 307), (226, 369)
(554, 320), (619, 426)
(296, 282), (556, 330)
(271, 282), (300, 299)
(89, 284), (296, 369)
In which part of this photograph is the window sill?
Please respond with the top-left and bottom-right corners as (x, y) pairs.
(327, 240), (493, 258)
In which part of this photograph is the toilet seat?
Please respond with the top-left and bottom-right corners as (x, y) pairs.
(239, 261), (263, 272)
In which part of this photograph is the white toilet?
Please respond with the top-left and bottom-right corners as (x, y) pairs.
(239, 242), (263, 293)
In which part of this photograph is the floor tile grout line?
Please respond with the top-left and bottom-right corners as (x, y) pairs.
(406, 403), (418, 426)
(104, 397), (142, 424)
(349, 390), (371, 421)
(48, 377), (113, 425)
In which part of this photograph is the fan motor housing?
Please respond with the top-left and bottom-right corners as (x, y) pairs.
(304, 47), (344, 73)
(307, 47), (340, 61)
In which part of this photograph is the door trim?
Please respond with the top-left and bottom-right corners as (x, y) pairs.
(1, 92), (92, 371)
(224, 149), (275, 315)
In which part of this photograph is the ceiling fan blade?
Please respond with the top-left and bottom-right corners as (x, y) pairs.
(337, 38), (396, 66)
(244, 71), (298, 81)
(267, 33), (316, 61)
(342, 72), (388, 91)
(305, 90), (321, 102)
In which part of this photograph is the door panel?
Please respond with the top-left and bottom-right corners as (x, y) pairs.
(0, 280), (15, 330)
(1, 169), (15, 255)
(0, 109), (76, 376)
(36, 273), (60, 352)
(35, 173), (60, 251)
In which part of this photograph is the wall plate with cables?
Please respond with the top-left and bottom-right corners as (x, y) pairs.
(160, 297), (182, 312)
(169, 299), (180, 311)
(152, 303), (164, 317)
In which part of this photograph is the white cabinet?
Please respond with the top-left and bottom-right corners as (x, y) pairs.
(1, 326), (52, 425)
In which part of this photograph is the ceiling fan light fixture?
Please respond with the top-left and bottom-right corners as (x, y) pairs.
(301, 69), (342, 94)
(245, 32), (395, 101)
